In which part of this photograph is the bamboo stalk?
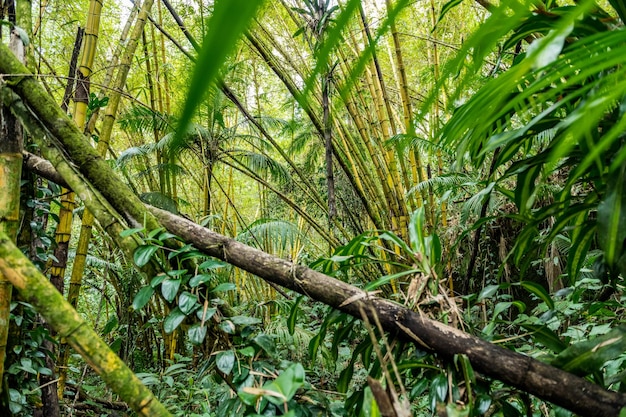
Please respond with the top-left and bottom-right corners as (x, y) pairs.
(0, 25), (24, 402)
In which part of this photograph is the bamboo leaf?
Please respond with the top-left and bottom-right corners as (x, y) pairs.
(514, 164), (542, 215)
(175, 0), (263, 146)
(435, 0), (463, 28)
(567, 223), (595, 282)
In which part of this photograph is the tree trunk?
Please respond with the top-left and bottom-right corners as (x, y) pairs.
(0, 23), (25, 414)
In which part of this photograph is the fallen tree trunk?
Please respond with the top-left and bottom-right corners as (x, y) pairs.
(148, 205), (626, 417)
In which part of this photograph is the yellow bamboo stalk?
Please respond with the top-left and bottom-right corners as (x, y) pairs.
(56, 0), (104, 396)
(63, 0), (156, 394)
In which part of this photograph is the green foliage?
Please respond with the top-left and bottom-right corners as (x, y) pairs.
(6, 302), (54, 416)
(175, 0), (264, 147)
(435, 0), (626, 286)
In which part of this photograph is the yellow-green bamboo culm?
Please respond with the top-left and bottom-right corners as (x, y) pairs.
(0, 232), (172, 416)
(0, 27), (25, 400)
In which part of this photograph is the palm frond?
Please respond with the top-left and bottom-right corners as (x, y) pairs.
(407, 172), (474, 197)
(140, 192), (179, 214)
(236, 218), (302, 253)
(116, 144), (156, 168)
(461, 182), (495, 225)
(233, 151), (292, 184)
(118, 104), (174, 134)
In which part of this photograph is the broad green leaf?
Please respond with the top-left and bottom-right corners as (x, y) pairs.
(188, 324), (207, 345)
(287, 296), (303, 336)
(102, 316), (118, 335)
(519, 281), (554, 310)
(178, 291), (199, 315)
(133, 245), (158, 267)
(598, 166), (626, 269)
(147, 227), (165, 239)
(196, 307), (217, 321)
(552, 326), (626, 376)
(337, 361), (354, 393)
(477, 284), (500, 301)
(120, 227), (144, 237)
(163, 308), (185, 333)
(475, 394), (492, 415)
(219, 320), (236, 334)
(150, 274), (167, 288)
(37, 366), (52, 376)
(521, 324), (568, 353)
(132, 286), (155, 311)
(189, 273), (213, 288)
(239, 346), (255, 357)
(161, 279), (181, 303)
(199, 259), (228, 270)
(430, 373), (448, 411)
(216, 350), (235, 375)
(230, 315), (261, 326)
(526, 23), (574, 69)
(19, 358), (36, 374)
(254, 333), (277, 357)
(212, 282), (236, 293)
(175, 0), (264, 147)
(263, 363), (305, 406)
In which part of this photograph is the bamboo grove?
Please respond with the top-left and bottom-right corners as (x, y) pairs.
(2, 0), (626, 416)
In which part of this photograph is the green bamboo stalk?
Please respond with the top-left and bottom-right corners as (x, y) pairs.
(0, 232), (172, 417)
(0, 27), (25, 405)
